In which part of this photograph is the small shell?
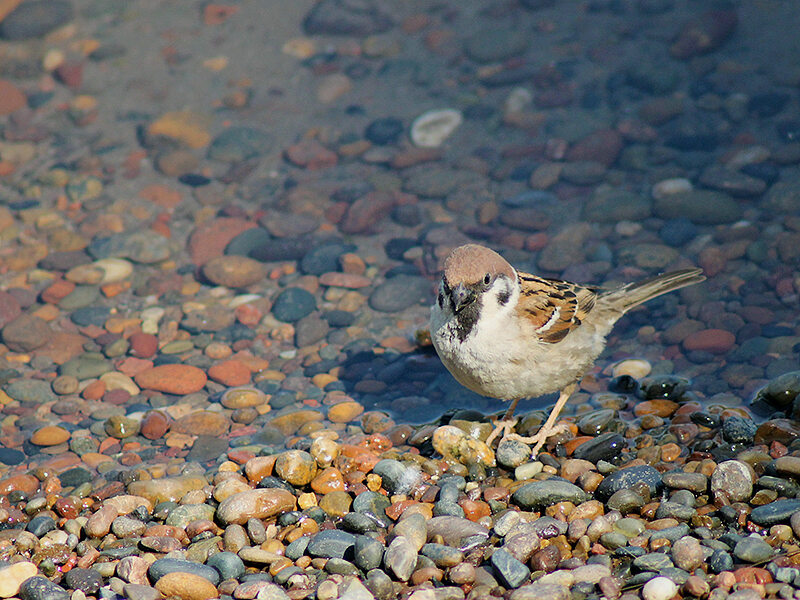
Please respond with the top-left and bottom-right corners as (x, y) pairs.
(410, 108), (463, 148)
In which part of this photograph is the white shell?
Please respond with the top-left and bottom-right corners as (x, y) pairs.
(410, 108), (463, 148)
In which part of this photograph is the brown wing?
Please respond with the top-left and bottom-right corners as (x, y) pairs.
(516, 272), (598, 343)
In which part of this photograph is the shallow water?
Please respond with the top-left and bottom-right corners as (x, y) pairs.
(0, 0), (798, 458)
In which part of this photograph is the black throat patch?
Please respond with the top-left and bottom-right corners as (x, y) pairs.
(453, 296), (480, 342)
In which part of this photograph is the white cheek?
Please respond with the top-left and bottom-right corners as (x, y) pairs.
(480, 281), (518, 323)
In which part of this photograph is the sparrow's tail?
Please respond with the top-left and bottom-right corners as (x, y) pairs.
(600, 268), (706, 313)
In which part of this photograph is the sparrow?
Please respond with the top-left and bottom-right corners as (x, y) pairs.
(429, 244), (705, 455)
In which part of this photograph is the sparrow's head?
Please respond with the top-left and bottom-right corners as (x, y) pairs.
(438, 244), (517, 315)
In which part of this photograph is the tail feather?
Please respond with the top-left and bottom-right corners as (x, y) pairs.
(600, 268), (706, 313)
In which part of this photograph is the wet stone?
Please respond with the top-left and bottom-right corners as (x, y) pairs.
(512, 480), (590, 510)
(64, 568), (102, 594)
(465, 28), (529, 63)
(733, 536), (774, 563)
(634, 553), (674, 572)
(148, 558), (221, 585)
(307, 529), (356, 559)
(353, 535), (384, 572)
(5, 379), (57, 404)
(427, 516), (489, 547)
(303, 0), (393, 36)
(18, 576), (70, 600)
(2, 314), (51, 352)
(272, 287), (316, 322)
(365, 117), (404, 145)
(749, 499), (800, 526)
(595, 465), (664, 502)
(572, 432), (626, 463)
(207, 127), (270, 162)
(384, 535), (417, 581)
(491, 548), (531, 589)
(369, 275), (430, 312)
(496, 439), (532, 469)
(661, 472), (708, 493)
(710, 460), (753, 502)
(0, 0), (73, 40)
(722, 416), (757, 444)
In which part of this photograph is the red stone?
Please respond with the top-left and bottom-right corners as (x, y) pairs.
(187, 217), (256, 266)
(0, 80), (26, 115)
(565, 128), (623, 168)
(129, 332), (158, 358)
(284, 139), (337, 170)
(682, 328), (736, 354)
(141, 411), (171, 440)
(208, 359), (251, 386)
(134, 364), (208, 394)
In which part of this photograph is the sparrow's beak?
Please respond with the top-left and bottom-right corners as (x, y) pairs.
(450, 283), (475, 313)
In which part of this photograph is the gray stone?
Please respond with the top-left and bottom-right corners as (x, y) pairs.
(512, 479), (590, 510)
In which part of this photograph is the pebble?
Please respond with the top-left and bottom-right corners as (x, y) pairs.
(711, 460), (753, 502)
(18, 577), (69, 600)
(203, 255), (267, 288)
(511, 480), (590, 510)
(272, 287), (316, 322)
(134, 364), (208, 394)
(0, 1), (73, 40)
(154, 572), (219, 600)
(0, 562), (37, 598)
(642, 577), (678, 600)
(216, 489), (296, 525)
(30, 425), (70, 446)
(369, 276), (431, 312)
(734, 536), (775, 563)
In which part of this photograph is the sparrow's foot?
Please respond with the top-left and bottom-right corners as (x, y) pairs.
(509, 422), (571, 456)
(485, 418), (518, 448)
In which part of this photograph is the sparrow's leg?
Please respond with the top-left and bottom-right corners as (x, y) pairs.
(484, 398), (521, 447)
(521, 382), (577, 455)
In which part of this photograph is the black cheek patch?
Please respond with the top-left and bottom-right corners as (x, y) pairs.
(497, 289), (511, 306)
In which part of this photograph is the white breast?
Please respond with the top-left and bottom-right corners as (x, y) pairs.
(429, 289), (612, 401)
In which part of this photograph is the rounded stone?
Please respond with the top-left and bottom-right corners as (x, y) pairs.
(642, 577), (678, 600)
(0, 0), (73, 40)
(154, 572), (218, 600)
(104, 415), (140, 439)
(0, 561), (38, 598)
(30, 426), (70, 446)
(202, 255), (267, 288)
(216, 489), (296, 525)
(272, 287), (316, 323)
(327, 400), (364, 423)
(2, 314), (51, 352)
(134, 364), (208, 394)
(710, 460), (753, 502)
(274, 450), (318, 486)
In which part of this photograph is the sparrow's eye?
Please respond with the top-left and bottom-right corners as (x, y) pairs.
(483, 273), (491, 285)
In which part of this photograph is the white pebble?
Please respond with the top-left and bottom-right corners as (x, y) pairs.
(504, 87), (533, 114)
(410, 108), (463, 148)
(615, 220), (641, 237)
(612, 359), (651, 380)
(94, 258), (134, 284)
(651, 177), (692, 200)
(642, 576), (678, 600)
